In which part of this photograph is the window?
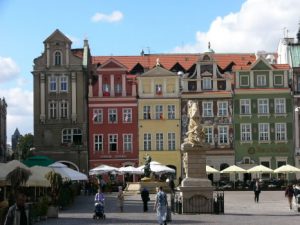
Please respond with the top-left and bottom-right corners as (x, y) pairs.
(49, 76), (57, 92)
(123, 134), (132, 152)
(203, 102), (213, 117)
(54, 51), (62, 66)
(109, 134), (118, 151)
(259, 123), (269, 141)
(108, 108), (117, 123)
(188, 81), (197, 91)
(103, 83), (110, 96)
(218, 126), (228, 144)
(155, 84), (162, 95)
(60, 75), (68, 92)
(275, 98), (286, 114)
(94, 135), (103, 151)
(144, 133), (151, 151)
(218, 101), (228, 117)
(240, 75), (249, 86)
(62, 128), (82, 144)
(203, 77), (212, 90)
(167, 105), (175, 119)
(49, 101), (57, 119)
(93, 109), (103, 123)
(168, 133), (175, 150)
(240, 99), (251, 114)
(257, 75), (266, 86)
(155, 105), (163, 119)
(143, 106), (151, 119)
(60, 100), (68, 118)
(258, 99), (269, 114)
(274, 75), (283, 86)
(156, 133), (163, 150)
(123, 108), (132, 123)
(115, 83), (122, 94)
(204, 127), (213, 144)
(275, 123), (286, 141)
(241, 124), (252, 141)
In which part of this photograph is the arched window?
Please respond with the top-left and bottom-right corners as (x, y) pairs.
(54, 51), (62, 66)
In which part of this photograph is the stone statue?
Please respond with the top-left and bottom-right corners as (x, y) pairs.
(143, 154), (152, 177)
(184, 100), (205, 146)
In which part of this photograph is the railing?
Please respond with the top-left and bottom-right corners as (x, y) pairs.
(171, 190), (224, 214)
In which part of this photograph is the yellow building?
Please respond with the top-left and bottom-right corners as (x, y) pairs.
(137, 64), (182, 180)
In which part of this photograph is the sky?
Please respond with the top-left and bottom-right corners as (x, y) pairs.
(0, 0), (300, 144)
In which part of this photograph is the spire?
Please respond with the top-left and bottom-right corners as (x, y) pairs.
(297, 21), (300, 43)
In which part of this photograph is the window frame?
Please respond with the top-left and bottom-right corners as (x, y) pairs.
(123, 108), (132, 123)
(256, 75), (267, 86)
(202, 101), (213, 117)
(93, 109), (103, 123)
(108, 108), (117, 123)
(259, 123), (270, 142)
(240, 99), (251, 115)
(155, 105), (163, 120)
(94, 134), (103, 152)
(218, 126), (228, 144)
(144, 133), (152, 151)
(274, 98), (286, 114)
(60, 75), (68, 92)
(202, 77), (212, 90)
(275, 123), (287, 141)
(167, 105), (175, 119)
(108, 134), (118, 152)
(240, 123), (252, 142)
(217, 101), (228, 117)
(257, 98), (269, 114)
(167, 133), (176, 150)
(54, 51), (62, 66)
(156, 133), (164, 151)
(240, 75), (249, 86)
(123, 134), (132, 152)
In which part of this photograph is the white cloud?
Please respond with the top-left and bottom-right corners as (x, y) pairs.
(91, 10), (123, 23)
(0, 56), (20, 82)
(173, 0), (300, 53)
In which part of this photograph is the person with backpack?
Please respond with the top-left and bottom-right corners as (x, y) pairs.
(154, 186), (168, 225)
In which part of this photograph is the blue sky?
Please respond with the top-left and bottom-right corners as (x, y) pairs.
(0, 0), (299, 144)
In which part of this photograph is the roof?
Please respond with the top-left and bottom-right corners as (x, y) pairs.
(92, 53), (257, 72)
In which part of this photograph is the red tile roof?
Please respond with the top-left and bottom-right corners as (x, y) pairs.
(92, 53), (257, 71)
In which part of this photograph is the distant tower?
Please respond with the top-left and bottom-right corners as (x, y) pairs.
(0, 98), (7, 162)
(11, 128), (22, 154)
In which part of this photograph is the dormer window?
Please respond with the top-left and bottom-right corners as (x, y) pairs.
(115, 83), (122, 94)
(202, 77), (212, 90)
(103, 84), (110, 96)
(257, 75), (266, 87)
(155, 84), (162, 95)
(54, 51), (62, 66)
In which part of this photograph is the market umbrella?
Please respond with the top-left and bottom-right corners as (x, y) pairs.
(274, 164), (300, 183)
(49, 162), (88, 181)
(221, 165), (247, 189)
(206, 165), (220, 174)
(118, 166), (143, 175)
(137, 161), (175, 174)
(247, 165), (273, 179)
(89, 164), (119, 175)
(23, 155), (55, 167)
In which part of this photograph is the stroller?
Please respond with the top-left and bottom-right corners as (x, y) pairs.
(93, 201), (106, 219)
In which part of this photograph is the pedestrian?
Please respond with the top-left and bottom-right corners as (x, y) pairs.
(168, 178), (175, 194)
(117, 186), (124, 212)
(253, 179), (261, 203)
(285, 184), (294, 210)
(95, 188), (105, 204)
(141, 187), (150, 212)
(4, 190), (30, 225)
(178, 176), (182, 187)
(154, 186), (168, 225)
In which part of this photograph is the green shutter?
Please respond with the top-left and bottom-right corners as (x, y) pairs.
(251, 99), (257, 114)
(252, 123), (258, 141)
(286, 99), (292, 113)
(234, 99), (239, 114)
(270, 124), (275, 141)
(235, 124), (240, 140)
(269, 99), (274, 114)
(287, 123), (293, 140)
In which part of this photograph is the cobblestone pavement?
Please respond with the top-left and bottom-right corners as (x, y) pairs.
(37, 191), (300, 225)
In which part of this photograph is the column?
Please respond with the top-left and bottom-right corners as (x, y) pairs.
(269, 71), (273, 88)
(132, 83), (137, 97)
(197, 79), (202, 92)
(296, 109), (299, 148)
(250, 71), (254, 88)
(46, 43), (50, 68)
(88, 79), (93, 97)
(66, 43), (69, 67)
(110, 74), (115, 97)
(71, 72), (77, 122)
(122, 74), (126, 96)
(235, 72), (240, 88)
(213, 79), (217, 91)
(40, 73), (46, 122)
(98, 74), (103, 97)
(163, 79), (167, 96)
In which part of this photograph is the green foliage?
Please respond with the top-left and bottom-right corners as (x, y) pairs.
(58, 181), (75, 208)
(45, 171), (62, 206)
(17, 133), (34, 160)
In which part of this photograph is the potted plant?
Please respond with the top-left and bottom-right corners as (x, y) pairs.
(45, 171), (62, 218)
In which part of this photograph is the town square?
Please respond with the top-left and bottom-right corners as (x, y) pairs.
(1, 0), (300, 224)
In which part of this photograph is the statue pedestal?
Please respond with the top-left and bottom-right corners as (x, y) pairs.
(179, 143), (214, 213)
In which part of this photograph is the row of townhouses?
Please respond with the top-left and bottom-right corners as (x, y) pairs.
(31, 28), (300, 181)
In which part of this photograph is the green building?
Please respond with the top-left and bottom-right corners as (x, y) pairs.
(233, 56), (292, 180)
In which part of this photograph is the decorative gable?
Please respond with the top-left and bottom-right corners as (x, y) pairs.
(141, 65), (176, 77)
(44, 29), (72, 44)
(250, 57), (272, 70)
(98, 58), (128, 71)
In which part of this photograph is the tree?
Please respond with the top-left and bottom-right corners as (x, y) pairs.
(17, 133), (34, 160)
(45, 171), (63, 206)
(6, 167), (31, 193)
